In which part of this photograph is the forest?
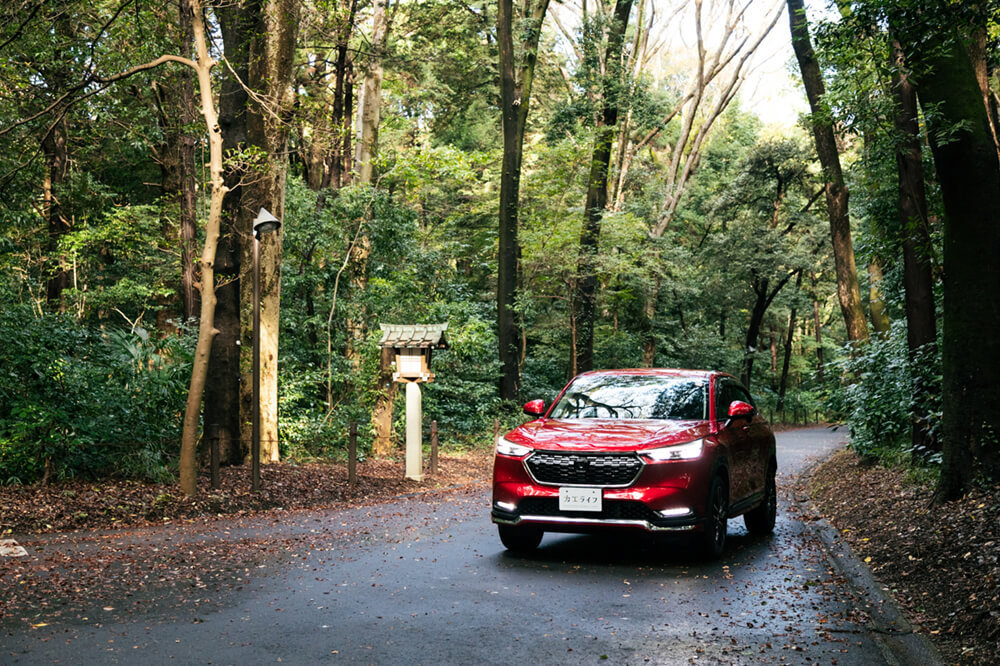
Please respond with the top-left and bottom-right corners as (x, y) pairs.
(1, 0), (997, 501)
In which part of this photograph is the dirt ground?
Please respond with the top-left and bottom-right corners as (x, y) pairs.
(0, 450), (494, 536)
(807, 449), (1000, 665)
(0, 451), (495, 628)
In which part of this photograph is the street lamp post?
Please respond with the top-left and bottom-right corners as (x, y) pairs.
(252, 207), (281, 492)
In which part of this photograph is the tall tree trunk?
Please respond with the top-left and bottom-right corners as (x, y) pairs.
(371, 347), (400, 456)
(354, 0), (389, 183)
(42, 15), (73, 310)
(777, 271), (802, 411)
(913, 30), (1000, 500)
(179, 0), (230, 497)
(327, 0), (358, 192)
(769, 324), (778, 377)
(890, 37), (938, 457)
(574, 0), (634, 373)
(812, 275), (825, 385)
(178, 0), (199, 322)
(640, 275), (660, 367)
(154, 0), (199, 321)
(741, 271), (796, 391)
(786, 0), (868, 343)
(867, 260), (891, 335)
(497, 0), (521, 400)
(964, 24), (1000, 162)
(303, 58), (330, 192)
(204, 1), (254, 466)
(239, 0), (302, 464)
(350, 0), (395, 452)
(342, 63), (355, 187)
(741, 282), (769, 390)
(42, 113), (70, 310)
(498, 0), (551, 401)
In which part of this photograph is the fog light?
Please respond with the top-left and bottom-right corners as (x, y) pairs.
(495, 501), (516, 512)
(659, 507), (692, 518)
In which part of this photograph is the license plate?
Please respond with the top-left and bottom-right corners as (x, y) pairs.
(559, 486), (602, 512)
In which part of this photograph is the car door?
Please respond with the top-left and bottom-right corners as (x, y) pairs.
(730, 383), (767, 497)
(714, 379), (752, 503)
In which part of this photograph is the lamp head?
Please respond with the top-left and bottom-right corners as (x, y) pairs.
(253, 208), (281, 238)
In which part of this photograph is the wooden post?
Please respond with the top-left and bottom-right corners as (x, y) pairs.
(493, 419), (500, 446)
(430, 420), (438, 476)
(348, 421), (358, 488)
(405, 382), (424, 481)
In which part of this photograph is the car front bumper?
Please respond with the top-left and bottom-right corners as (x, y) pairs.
(491, 452), (712, 533)
(490, 505), (700, 533)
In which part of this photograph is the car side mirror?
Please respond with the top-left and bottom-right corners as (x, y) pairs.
(523, 399), (546, 417)
(727, 400), (756, 420)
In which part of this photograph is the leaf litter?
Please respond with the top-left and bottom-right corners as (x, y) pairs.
(0, 451), (492, 628)
(808, 448), (999, 665)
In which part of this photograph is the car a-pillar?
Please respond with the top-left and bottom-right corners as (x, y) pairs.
(378, 324), (449, 481)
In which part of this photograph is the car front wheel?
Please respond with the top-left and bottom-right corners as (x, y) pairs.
(498, 524), (543, 552)
(700, 475), (728, 558)
(744, 465), (777, 535)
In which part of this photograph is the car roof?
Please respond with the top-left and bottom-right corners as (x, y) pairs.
(574, 368), (727, 380)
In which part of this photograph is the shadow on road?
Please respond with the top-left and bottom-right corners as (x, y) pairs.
(494, 527), (775, 570)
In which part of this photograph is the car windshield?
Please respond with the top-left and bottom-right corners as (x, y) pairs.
(548, 375), (709, 420)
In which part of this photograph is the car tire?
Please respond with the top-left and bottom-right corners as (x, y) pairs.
(744, 464), (777, 535)
(700, 475), (728, 559)
(498, 524), (543, 552)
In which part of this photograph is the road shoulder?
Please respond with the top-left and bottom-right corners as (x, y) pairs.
(797, 452), (944, 665)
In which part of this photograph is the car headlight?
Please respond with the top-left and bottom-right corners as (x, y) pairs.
(643, 439), (704, 462)
(496, 436), (532, 458)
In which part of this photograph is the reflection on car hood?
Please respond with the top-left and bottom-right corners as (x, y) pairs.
(510, 418), (710, 452)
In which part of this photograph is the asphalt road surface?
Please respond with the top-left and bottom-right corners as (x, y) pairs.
(3, 427), (912, 664)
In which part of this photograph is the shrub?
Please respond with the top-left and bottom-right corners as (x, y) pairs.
(825, 321), (941, 463)
(0, 306), (193, 484)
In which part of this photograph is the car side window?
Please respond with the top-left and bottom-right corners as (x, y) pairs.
(715, 380), (731, 419)
(715, 381), (757, 419)
(731, 385), (756, 410)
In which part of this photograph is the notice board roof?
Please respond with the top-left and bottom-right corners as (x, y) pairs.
(378, 323), (449, 349)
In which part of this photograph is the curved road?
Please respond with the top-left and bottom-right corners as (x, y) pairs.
(3, 428), (917, 664)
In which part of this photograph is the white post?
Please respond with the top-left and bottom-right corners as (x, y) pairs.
(405, 381), (424, 481)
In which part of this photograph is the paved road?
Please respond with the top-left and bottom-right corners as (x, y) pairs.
(3, 428), (907, 664)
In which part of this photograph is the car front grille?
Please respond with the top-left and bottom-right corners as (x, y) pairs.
(517, 497), (660, 522)
(525, 451), (643, 487)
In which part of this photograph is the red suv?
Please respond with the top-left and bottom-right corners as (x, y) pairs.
(491, 369), (777, 557)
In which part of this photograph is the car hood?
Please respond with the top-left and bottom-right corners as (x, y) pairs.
(507, 418), (711, 452)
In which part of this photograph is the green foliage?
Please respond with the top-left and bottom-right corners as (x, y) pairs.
(58, 203), (179, 319)
(387, 0), (499, 151)
(0, 0), (890, 487)
(825, 322), (942, 463)
(422, 314), (505, 441)
(0, 306), (193, 484)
